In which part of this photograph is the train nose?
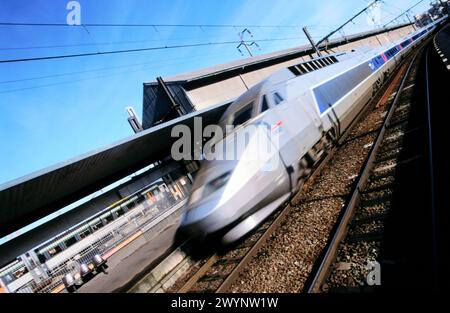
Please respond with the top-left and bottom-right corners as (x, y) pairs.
(180, 195), (233, 236)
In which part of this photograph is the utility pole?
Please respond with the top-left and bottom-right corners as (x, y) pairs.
(406, 12), (417, 30)
(375, 35), (383, 46)
(303, 26), (322, 57)
(236, 28), (260, 57)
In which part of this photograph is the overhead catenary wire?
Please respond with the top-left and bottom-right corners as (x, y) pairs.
(0, 22), (302, 29)
(0, 51), (239, 94)
(0, 2), (433, 84)
(0, 50), (236, 85)
(0, 36), (307, 64)
(0, 31), (309, 52)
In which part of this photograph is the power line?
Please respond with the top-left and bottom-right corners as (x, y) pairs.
(0, 51), (234, 85)
(0, 36), (233, 51)
(0, 31), (305, 52)
(307, 24), (368, 29)
(0, 36), (306, 64)
(0, 22), (301, 29)
(0, 51), (238, 94)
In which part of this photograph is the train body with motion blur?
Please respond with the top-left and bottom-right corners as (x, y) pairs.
(180, 18), (446, 245)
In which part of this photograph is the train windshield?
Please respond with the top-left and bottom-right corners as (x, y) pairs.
(261, 96), (270, 113)
(229, 101), (255, 127)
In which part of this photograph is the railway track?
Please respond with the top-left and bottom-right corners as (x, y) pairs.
(306, 36), (439, 292)
(173, 149), (337, 294)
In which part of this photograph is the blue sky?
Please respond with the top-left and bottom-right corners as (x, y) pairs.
(0, 0), (432, 186)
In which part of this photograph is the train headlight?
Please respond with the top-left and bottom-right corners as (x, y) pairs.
(187, 171), (232, 209)
(203, 171), (232, 198)
(189, 188), (204, 206)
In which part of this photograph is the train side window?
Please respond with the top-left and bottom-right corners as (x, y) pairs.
(78, 228), (91, 239)
(37, 253), (47, 263)
(103, 213), (114, 224)
(64, 236), (77, 248)
(273, 92), (284, 105)
(231, 101), (254, 127)
(116, 207), (125, 217)
(90, 219), (104, 231)
(11, 266), (28, 280)
(47, 245), (62, 257)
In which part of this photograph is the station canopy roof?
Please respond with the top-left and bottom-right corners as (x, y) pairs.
(0, 103), (229, 238)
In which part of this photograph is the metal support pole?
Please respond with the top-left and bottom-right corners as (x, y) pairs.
(243, 43), (253, 57)
(406, 14), (417, 30)
(237, 41), (254, 57)
(157, 76), (184, 117)
(375, 35), (383, 46)
(303, 27), (322, 57)
(236, 29), (260, 57)
(126, 106), (143, 133)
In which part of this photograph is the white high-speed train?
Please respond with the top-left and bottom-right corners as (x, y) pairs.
(180, 19), (444, 245)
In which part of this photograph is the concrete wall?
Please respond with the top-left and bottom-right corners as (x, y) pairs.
(186, 56), (309, 110)
(187, 76), (248, 111)
(334, 25), (416, 52)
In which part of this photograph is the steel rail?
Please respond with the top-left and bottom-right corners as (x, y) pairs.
(424, 46), (439, 290)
